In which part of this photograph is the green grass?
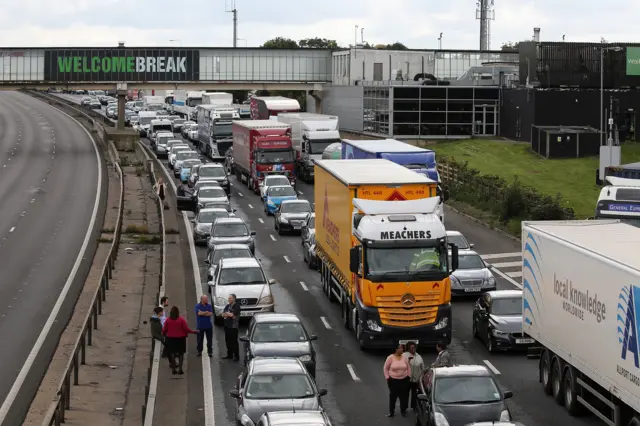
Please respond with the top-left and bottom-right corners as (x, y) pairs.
(430, 139), (640, 219)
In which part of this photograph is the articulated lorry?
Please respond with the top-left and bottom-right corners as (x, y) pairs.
(232, 121), (295, 192)
(250, 96), (300, 120)
(196, 104), (239, 161)
(314, 159), (458, 350)
(522, 219), (640, 426)
(173, 90), (204, 120)
(341, 139), (447, 222)
(276, 113), (340, 183)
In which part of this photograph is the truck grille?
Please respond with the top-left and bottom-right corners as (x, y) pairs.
(461, 279), (483, 286)
(238, 298), (258, 306)
(376, 294), (440, 327)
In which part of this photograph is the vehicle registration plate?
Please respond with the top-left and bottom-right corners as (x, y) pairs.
(293, 226), (301, 230)
(240, 311), (255, 317)
(464, 287), (481, 292)
(399, 340), (419, 345)
(516, 338), (534, 344)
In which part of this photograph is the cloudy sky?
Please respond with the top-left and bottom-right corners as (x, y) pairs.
(1, 0), (639, 50)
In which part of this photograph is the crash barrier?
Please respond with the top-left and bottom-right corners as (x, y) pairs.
(23, 90), (125, 426)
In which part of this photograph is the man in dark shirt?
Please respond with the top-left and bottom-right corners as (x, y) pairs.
(222, 294), (241, 361)
(195, 295), (214, 357)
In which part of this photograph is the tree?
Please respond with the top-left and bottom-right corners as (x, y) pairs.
(501, 42), (519, 52)
(383, 42), (408, 50)
(262, 37), (298, 48)
(299, 38), (339, 49)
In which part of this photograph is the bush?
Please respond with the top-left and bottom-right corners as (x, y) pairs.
(439, 157), (575, 228)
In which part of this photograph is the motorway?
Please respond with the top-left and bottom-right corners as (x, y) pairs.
(0, 92), (105, 425)
(63, 94), (599, 426)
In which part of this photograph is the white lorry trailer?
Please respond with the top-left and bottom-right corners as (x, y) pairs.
(202, 92), (233, 106)
(276, 113), (340, 182)
(173, 90), (204, 120)
(523, 219), (640, 426)
(142, 95), (165, 112)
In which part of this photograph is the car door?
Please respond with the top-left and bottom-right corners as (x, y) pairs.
(301, 216), (310, 243)
(243, 319), (256, 364)
(417, 369), (434, 425)
(477, 294), (491, 340)
(176, 187), (196, 211)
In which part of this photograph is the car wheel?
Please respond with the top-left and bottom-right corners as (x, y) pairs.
(277, 222), (283, 235)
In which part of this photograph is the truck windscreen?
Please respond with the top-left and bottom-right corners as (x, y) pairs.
(257, 150), (294, 164)
(309, 139), (340, 155)
(212, 123), (232, 136)
(365, 246), (448, 276)
(187, 98), (203, 107)
(595, 213), (640, 227)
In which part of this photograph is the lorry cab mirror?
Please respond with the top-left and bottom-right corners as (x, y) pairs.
(349, 247), (360, 274)
(449, 244), (459, 272)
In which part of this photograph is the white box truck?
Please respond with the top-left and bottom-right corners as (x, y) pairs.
(202, 92), (233, 106)
(276, 113), (340, 182)
(173, 90), (204, 120)
(522, 219), (640, 426)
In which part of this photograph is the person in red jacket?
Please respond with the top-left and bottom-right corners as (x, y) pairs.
(162, 306), (198, 375)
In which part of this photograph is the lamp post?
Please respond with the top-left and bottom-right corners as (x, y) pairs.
(600, 46), (623, 146)
(438, 33), (443, 50)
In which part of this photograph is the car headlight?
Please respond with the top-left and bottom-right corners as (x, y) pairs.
(258, 295), (273, 305)
(214, 297), (227, 306)
(492, 328), (509, 337)
(280, 217), (289, 223)
(366, 319), (382, 332)
(434, 412), (449, 426)
(434, 316), (449, 330)
(298, 354), (312, 362)
(449, 275), (461, 288)
(484, 276), (496, 286)
(240, 414), (254, 426)
(500, 410), (511, 421)
(267, 200), (275, 206)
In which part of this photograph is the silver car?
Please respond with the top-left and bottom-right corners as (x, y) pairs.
(181, 121), (196, 138)
(210, 257), (275, 322)
(303, 231), (318, 270)
(208, 217), (255, 253)
(259, 174), (291, 200)
(168, 145), (191, 167)
(196, 186), (229, 211)
(450, 250), (496, 296)
(256, 411), (332, 426)
(204, 243), (251, 281)
(192, 207), (231, 245)
(229, 358), (327, 425)
(274, 199), (312, 235)
(446, 230), (474, 250)
(173, 151), (200, 175)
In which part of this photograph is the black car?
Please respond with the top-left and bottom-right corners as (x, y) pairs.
(240, 313), (317, 377)
(192, 164), (230, 195)
(472, 290), (535, 352)
(416, 365), (513, 426)
(300, 213), (315, 246)
(274, 200), (313, 235)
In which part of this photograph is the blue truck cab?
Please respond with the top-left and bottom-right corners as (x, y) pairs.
(341, 138), (448, 221)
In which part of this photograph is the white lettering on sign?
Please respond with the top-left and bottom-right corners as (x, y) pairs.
(133, 57), (187, 73)
(136, 57), (145, 72)
(157, 57), (165, 72)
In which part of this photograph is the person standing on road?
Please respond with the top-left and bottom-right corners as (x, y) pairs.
(384, 343), (411, 418)
(159, 296), (169, 326)
(162, 306), (198, 375)
(403, 341), (425, 410)
(154, 177), (167, 209)
(432, 342), (454, 368)
(222, 294), (241, 361)
(150, 307), (164, 342)
(195, 295), (214, 357)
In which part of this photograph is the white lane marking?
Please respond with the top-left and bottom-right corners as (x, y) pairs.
(490, 266), (523, 289)
(483, 360), (501, 375)
(0, 98), (103, 424)
(507, 270), (523, 278)
(258, 218), (264, 224)
(158, 151), (215, 426)
(480, 252), (521, 260)
(299, 281), (308, 291)
(283, 255), (291, 263)
(297, 190), (303, 195)
(346, 364), (361, 382)
(320, 316), (332, 329)
(490, 261), (521, 268)
(248, 204), (253, 209)
(270, 235), (276, 241)
(9, 227), (14, 233)
(238, 191), (243, 197)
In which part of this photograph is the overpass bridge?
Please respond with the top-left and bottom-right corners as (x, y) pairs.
(0, 47), (331, 90)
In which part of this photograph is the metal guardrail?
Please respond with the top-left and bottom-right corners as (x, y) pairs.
(24, 91), (125, 426)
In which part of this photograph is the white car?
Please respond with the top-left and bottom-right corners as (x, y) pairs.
(168, 146), (192, 168)
(181, 121), (196, 138)
(446, 230), (473, 250)
(173, 151), (200, 174)
(259, 175), (292, 200)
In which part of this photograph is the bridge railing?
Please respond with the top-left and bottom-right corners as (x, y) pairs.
(23, 91), (125, 426)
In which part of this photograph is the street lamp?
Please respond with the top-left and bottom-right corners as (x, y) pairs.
(438, 33), (443, 50)
(600, 46), (623, 146)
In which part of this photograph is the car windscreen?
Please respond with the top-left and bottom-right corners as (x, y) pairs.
(256, 150), (294, 164)
(281, 202), (311, 214)
(252, 323), (307, 343)
(266, 176), (290, 187)
(447, 234), (470, 249)
(181, 160), (200, 170)
(171, 146), (189, 155)
(177, 152), (199, 161)
(212, 248), (252, 264)
(457, 254), (485, 270)
(213, 223), (248, 237)
(218, 266), (265, 285)
(434, 376), (501, 404)
(268, 186), (296, 197)
(491, 297), (523, 316)
(199, 167), (226, 178)
(199, 188), (226, 199)
(198, 211), (229, 224)
(245, 374), (315, 400)
(204, 203), (230, 211)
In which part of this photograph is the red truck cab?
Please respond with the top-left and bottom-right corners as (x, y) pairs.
(232, 120), (296, 192)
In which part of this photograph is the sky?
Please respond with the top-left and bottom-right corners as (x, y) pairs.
(1, 0), (640, 50)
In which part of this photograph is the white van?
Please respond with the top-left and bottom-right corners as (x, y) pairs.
(136, 111), (158, 137)
(149, 119), (173, 142)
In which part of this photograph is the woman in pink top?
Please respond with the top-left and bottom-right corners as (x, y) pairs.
(383, 343), (411, 417)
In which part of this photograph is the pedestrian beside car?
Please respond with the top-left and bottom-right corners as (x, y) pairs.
(159, 296), (169, 326)
(162, 306), (198, 375)
(383, 343), (411, 418)
(402, 341), (424, 410)
(431, 342), (454, 368)
(154, 177), (167, 210)
(221, 294), (241, 361)
(195, 295), (214, 357)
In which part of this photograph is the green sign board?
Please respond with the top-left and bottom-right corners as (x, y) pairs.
(626, 47), (640, 76)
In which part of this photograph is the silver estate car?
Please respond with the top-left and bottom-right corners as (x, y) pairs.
(450, 250), (496, 296)
(229, 358), (327, 426)
(205, 243), (252, 281)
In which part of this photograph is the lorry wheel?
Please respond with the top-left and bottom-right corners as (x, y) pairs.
(562, 366), (583, 415)
(551, 358), (565, 405)
(541, 351), (553, 395)
(355, 320), (365, 351)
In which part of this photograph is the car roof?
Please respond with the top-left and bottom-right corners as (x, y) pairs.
(269, 185), (292, 190)
(215, 217), (245, 225)
(253, 313), (302, 324)
(433, 364), (492, 377)
(220, 257), (261, 269)
(445, 230), (464, 237)
(213, 243), (251, 250)
(281, 199), (310, 205)
(458, 249), (481, 257)
(199, 185), (225, 191)
(199, 208), (230, 214)
(249, 357), (307, 375)
(486, 290), (523, 299)
(200, 163), (224, 168)
(266, 175), (290, 180)
(264, 411), (329, 425)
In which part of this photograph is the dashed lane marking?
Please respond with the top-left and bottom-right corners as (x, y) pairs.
(480, 252), (521, 260)
(491, 261), (521, 268)
(299, 281), (308, 291)
(346, 364), (361, 382)
(238, 191), (243, 197)
(248, 204), (253, 209)
(9, 227), (14, 233)
(320, 316), (332, 329)
(283, 255), (291, 263)
(297, 190), (303, 195)
(270, 235), (276, 241)
(483, 360), (501, 375)
(258, 218), (264, 224)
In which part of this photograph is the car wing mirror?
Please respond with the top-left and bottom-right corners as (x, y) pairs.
(503, 390), (513, 399)
(469, 243), (475, 248)
(318, 388), (328, 397)
(250, 231), (256, 236)
(309, 335), (318, 341)
(239, 336), (249, 342)
(229, 389), (241, 399)
(268, 279), (276, 285)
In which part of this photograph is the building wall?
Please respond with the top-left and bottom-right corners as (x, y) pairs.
(320, 85), (364, 132)
(0, 49), (45, 81)
(500, 88), (535, 141)
(332, 49), (435, 85)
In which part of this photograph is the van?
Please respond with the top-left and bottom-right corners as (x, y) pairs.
(149, 119), (173, 142)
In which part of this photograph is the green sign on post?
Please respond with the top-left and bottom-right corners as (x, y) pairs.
(626, 47), (640, 76)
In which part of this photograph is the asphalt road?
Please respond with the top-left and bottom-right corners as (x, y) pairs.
(57, 93), (599, 426)
(0, 92), (105, 425)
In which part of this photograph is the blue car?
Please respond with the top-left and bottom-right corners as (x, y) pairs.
(263, 185), (297, 215)
(180, 159), (202, 183)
